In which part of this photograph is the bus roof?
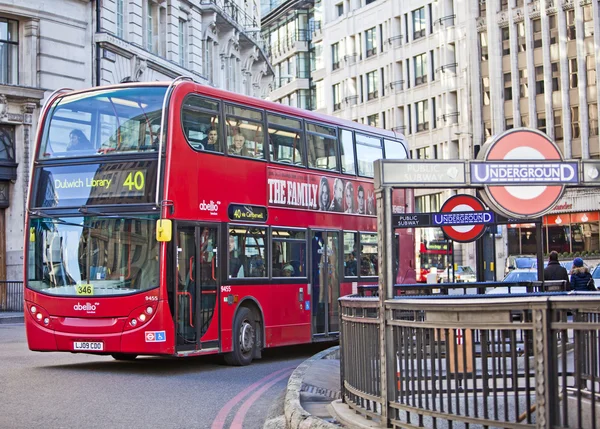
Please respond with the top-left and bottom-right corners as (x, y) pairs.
(53, 80), (404, 142)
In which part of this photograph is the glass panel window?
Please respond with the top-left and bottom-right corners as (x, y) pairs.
(480, 32), (488, 61)
(225, 105), (265, 159)
(365, 27), (377, 57)
(268, 114), (304, 165)
(569, 58), (578, 88)
(0, 126), (15, 161)
(272, 229), (307, 278)
(416, 100), (429, 132)
(384, 139), (408, 159)
(340, 129), (355, 175)
(333, 83), (341, 110)
(414, 53), (427, 85)
(571, 106), (580, 138)
(367, 114), (379, 127)
(412, 7), (426, 40)
(307, 122), (338, 171)
(27, 216), (159, 296)
(228, 227), (267, 278)
(355, 133), (382, 178)
(116, 0), (125, 39)
(360, 233), (378, 276)
(332, 43), (340, 70)
(587, 55), (596, 86)
(40, 86), (167, 158)
(179, 19), (187, 67)
(0, 18), (18, 85)
(343, 232), (358, 277)
(182, 95), (221, 152)
(589, 104), (598, 137)
(366, 70), (378, 100)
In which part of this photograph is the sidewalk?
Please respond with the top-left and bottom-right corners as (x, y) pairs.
(0, 311), (24, 324)
(264, 346), (377, 429)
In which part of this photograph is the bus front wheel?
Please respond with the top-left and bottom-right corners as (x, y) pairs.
(111, 353), (138, 361)
(224, 307), (255, 366)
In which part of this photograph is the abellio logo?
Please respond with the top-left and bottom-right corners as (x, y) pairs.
(199, 199), (221, 215)
(74, 302), (97, 311)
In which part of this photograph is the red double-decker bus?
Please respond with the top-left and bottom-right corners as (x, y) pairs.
(24, 78), (414, 364)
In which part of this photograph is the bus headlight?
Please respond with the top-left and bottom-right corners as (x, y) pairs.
(27, 303), (52, 328)
(130, 319), (138, 327)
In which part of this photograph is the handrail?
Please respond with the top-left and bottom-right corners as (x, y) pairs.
(435, 14), (456, 25)
(156, 76), (194, 209)
(435, 62), (458, 73)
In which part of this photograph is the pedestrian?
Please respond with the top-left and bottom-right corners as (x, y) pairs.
(543, 251), (570, 290)
(569, 257), (596, 291)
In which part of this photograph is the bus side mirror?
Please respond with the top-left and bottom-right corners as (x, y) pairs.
(156, 219), (172, 242)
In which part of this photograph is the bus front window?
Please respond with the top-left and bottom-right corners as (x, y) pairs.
(38, 86), (167, 159)
(27, 216), (159, 296)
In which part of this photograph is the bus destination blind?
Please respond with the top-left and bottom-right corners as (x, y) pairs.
(34, 161), (157, 207)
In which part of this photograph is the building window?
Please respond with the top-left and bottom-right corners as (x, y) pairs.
(367, 114), (379, 127)
(480, 32), (488, 61)
(297, 52), (309, 78)
(504, 72), (512, 101)
(500, 0), (508, 11)
(332, 42), (340, 70)
(535, 66), (544, 95)
(412, 7), (426, 40)
(415, 100), (429, 132)
(566, 10), (576, 40)
(551, 62), (560, 91)
(505, 117), (514, 130)
(521, 115), (529, 128)
(482, 77), (490, 105)
(297, 89), (310, 110)
(414, 53), (427, 85)
(204, 38), (214, 82)
(549, 15), (558, 44)
(537, 113), (546, 134)
(146, 0), (154, 52)
(571, 106), (580, 138)
(479, 1), (486, 17)
(179, 19), (187, 67)
(519, 69), (528, 98)
(0, 126), (15, 161)
(365, 27), (377, 57)
(590, 104), (598, 137)
(0, 18), (18, 85)
(533, 19), (542, 48)
(502, 27), (510, 55)
(116, 0), (125, 39)
(333, 83), (341, 110)
(587, 56), (596, 86)
(336, 3), (343, 17)
(569, 58), (578, 88)
(518, 22), (526, 52)
(366, 70), (378, 100)
(554, 110), (563, 140)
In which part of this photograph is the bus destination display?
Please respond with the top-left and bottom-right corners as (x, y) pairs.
(34, 161), (158, 207)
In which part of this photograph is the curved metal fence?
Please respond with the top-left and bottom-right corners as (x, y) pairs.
(340, 285), (600, 428)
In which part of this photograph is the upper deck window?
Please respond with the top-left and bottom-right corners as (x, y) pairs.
(339, 129), (355, 175)
(384, 139), (408, 159)
(306, 122), (338, 172)
(267, 113), (304, 165)
(225, 104), (265, 159)
(355, 133), (382, 178)
(39, 86), (167, 159)
(182, 95), (221, 153)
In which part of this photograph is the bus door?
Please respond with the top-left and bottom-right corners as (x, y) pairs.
(175, 223), (220, 351)
(310, 230), (340, 338)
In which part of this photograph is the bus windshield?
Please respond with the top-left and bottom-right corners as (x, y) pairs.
(27, 216), (159, 296)
(38, 86), (167, 159)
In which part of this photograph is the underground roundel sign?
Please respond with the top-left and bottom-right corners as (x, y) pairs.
(440, 194), (487, 242)
(470, 128), (578, 218)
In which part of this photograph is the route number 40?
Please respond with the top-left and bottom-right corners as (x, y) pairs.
(123, 171), (145, 191)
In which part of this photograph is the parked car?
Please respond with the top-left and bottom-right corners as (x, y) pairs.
(438, 265), (476, 283)
(505, 255), (536, 276)
(592, 265), (600, 289)
(486, 268), (537, 295)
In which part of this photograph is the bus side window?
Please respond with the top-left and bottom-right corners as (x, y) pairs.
(181, 95), (222, 153)
(225, 104), (265, 160)
(267, 113), (305, 165)
(306, 122), (338, 172)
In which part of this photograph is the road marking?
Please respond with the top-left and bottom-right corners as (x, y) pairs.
(229, 370), (293, 429)
(210, 365), (294, 429)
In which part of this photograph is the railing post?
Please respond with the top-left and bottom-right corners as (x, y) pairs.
(376, 184), (393, 427)
(532, 300), (558, 428)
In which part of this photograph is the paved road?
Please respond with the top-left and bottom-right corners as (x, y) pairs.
(0, 323), (332, 429)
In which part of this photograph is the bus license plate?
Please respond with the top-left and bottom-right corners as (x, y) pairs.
(73, 341), (104, 351)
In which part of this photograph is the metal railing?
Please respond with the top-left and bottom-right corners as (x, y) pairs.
(0, 281), (23, 312)
(340, 289), (600, 428)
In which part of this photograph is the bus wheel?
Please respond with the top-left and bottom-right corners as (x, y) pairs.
(224, 307), (255, 366)
(111, 353), (138, 361)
